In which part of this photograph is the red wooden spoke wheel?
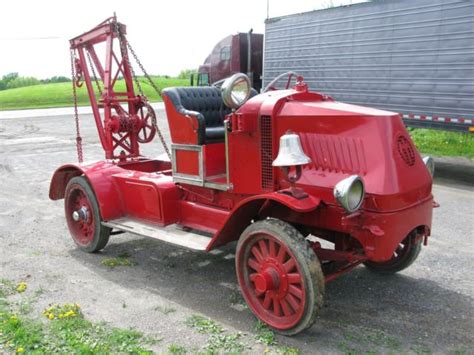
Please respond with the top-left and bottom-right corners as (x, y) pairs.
(136, 103), (157, 143)
(364, 231), (422, 274)
(64, 177), (110, 253)
(236, 219), (324, 335)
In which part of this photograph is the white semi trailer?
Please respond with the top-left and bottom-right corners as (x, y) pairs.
(263, 0), (473, 133)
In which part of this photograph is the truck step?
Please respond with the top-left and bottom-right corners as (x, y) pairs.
(102, 218), (212, 251)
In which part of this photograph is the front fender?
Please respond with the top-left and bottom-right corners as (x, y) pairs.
(206, 191), (321, 250)
(49, 161), (124, 221)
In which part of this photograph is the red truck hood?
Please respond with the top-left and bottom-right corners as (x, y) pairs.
(254, 91), (433, 212)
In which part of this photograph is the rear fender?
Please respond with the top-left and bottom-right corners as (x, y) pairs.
(49, 162), (124, 221)
(206, 192), (321, 250)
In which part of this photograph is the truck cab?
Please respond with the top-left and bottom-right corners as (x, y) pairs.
(195, 32), (263, 91)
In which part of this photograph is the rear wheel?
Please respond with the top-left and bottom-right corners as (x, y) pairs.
(235, 218), (324, 335)
(364, 232), (422, 274)
(64, 176), (110, 253)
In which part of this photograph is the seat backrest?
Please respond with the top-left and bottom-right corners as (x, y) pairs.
(162, 87), (231, 128)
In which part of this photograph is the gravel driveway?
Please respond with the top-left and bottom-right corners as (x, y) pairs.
(0, 109), (472, 353)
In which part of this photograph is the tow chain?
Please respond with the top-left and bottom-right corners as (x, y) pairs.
(70, 49), (83, 163)
(114, 20), (171, 160)
(86, 50), (103, 96)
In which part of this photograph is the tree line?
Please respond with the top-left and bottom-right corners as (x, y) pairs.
(0, 69), (196, 91)
(0, 73), (70, 91)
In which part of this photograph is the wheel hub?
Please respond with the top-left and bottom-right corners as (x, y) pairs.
(72, 206), (88, 222)
(253, 268), (280, 293)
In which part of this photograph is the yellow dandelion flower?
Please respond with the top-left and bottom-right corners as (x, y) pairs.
(48, 313), (55, 320)
(16, 347), (25, 353)
(16, 282), (27, 293)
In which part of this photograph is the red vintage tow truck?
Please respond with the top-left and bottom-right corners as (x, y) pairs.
(50, 17), (435, 335)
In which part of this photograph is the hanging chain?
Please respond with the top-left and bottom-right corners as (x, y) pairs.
(113, 20), (171, 160)
(86, 50), (103, 96)
(70, 49), (83, 163)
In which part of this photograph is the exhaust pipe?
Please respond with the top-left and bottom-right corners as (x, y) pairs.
(247, 29), (253, 87)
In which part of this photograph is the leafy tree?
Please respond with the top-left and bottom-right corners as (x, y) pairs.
(41, 76), (70, 84)
(0, 72), (19, 90)
(6, 76), (40, 89)
(178, 68), (197, 79)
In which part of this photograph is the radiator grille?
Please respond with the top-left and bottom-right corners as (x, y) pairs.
(397, 135), (416, 167)
(260, 116), (273, 189)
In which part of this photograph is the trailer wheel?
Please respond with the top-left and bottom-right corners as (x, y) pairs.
(64, 176), (110, 253)
(364, 232), (422, 274)
(236, 218), (324, 335)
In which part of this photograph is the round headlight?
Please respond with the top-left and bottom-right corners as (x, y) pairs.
(221, 73), (251, 109)
(333, 175), (365, 213)
(422, 156), (435, 177)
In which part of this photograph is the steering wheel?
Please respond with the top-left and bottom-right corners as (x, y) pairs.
(262, 71), (300, 93)
(136, 103), (157, 143)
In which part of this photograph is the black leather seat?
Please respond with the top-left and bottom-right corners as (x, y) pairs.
(162, 87), (231, 145)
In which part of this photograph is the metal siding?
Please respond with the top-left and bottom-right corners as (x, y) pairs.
(263, 0), (474, 121)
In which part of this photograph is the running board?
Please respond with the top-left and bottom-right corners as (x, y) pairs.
(102, 218), (211, 251)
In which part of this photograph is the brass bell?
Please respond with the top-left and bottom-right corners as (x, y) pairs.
(272, 131), (311, 168)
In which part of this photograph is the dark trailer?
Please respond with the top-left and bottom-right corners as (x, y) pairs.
(263, 0), (474, 132)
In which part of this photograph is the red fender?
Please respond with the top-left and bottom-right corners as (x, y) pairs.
(49, 161), (124, 221)
(206, 191), (321, 250)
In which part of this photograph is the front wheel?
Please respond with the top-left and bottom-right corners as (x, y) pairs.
(363, 231), (422, 274)
(64, 176), (110, 253)
(235, 218), (324, 335)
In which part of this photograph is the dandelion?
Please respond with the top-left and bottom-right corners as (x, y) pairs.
(16, 282), (27, 293)
(65, 310), (77, 318)
(48, 313), (54, 320)
(16, 347), (25, 353)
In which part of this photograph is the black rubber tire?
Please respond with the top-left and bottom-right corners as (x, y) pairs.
(64, 176), (110, 253)
(236, 218), (325, 336)
(363, 232), (422, 274)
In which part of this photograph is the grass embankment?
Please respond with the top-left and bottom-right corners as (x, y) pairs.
(0, 77), (188, 111)
(409, 128), (474, 160)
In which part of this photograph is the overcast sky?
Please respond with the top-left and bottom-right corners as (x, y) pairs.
(0, 0), (367, 79)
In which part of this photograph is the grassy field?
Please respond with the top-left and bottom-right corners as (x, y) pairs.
(0, 77), (188, 110)
(409, 128), (474, 160)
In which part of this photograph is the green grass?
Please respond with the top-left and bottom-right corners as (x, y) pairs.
(168, 343), (187, 354)
(254, 321), (277, 346)
(0, 281), (158, 353)
(0, 76), (189, 111)
(204, 332), (245, 353)
(409, 128), (474, 160)
(185, 315), (246, 353)
(185, 315), (223, 334)
(101, 252), (136, 268)
(0, 313), (156, 353)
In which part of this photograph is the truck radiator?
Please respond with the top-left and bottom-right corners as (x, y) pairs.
(260, 115), (273, 189)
